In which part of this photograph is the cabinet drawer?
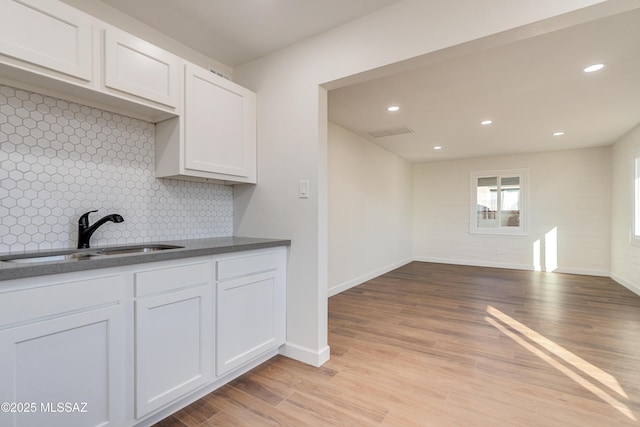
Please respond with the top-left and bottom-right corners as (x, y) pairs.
(217, 251), (282, 281)
(135, 261), (211, 297)
(0, 274), (122, 328)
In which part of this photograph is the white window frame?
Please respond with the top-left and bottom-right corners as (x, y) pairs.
(633, 153), (640, 243)
(470, 168), (528, 236)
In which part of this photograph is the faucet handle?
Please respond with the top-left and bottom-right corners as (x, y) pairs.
(79, 210), (98, 226)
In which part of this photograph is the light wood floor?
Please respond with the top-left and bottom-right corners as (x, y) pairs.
(155, 262), (640, 426)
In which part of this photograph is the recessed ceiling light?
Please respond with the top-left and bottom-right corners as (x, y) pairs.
(553, 131), (565, 136)
(433, 146), (442, 150)
(387, 106), (400, 112)
(481, 120), (493, 125)
(583, 63), (605, 73)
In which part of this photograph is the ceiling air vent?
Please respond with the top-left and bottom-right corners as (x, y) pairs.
(366, 126), (414, 139)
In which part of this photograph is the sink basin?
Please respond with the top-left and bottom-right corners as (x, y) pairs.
(0, 245), (183, 264)
(1, 252), (100, 264)
(95, 244), (184, 255)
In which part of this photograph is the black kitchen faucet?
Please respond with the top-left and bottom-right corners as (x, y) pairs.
(77, 210), (124, 249)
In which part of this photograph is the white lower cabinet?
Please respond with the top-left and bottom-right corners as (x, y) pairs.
(0, 247), (286, 426)
(215, 248), (286, 376)
(0, 274), (125, 427)
(134, 261), (212, 419)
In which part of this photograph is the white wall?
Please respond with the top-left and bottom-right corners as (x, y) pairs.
(233, 0), (616, 366)
(611, 124), (640, 293)
(413, 147), (611, 275)
(328, 123), (413, 296)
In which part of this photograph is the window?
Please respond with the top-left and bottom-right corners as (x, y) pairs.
(634, 155), (640, 240)
(470, 169), (528, 235)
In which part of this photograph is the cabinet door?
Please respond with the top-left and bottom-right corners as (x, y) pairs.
(0, 306), (124, 427)
(104, 27), (180, 108)
(0, 0), (92, 80)
(184, 64), (256, 181)
(216, 271), (284, 376)
(135, 285), (212, 418)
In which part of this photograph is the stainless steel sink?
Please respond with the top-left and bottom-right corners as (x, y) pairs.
(95, 244), (183, 255)
(1, 252), (100, 264)
(0, 245), (184, 264)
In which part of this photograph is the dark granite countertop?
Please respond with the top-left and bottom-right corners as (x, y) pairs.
(0, 237), (290, 281)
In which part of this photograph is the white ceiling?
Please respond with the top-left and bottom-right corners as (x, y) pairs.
(99, 1), (640, 163)
(328, 9), (640, 162)
(98, 0), (403, 67)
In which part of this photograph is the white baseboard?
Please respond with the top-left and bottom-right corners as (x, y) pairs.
(611, 273), (640, 296)
(554, 267), (610, 277)
(414, 256), (611, 277)
(328, 258), (413, 297)
(280, 342), (330, 367)
(413, 256), (532, 271)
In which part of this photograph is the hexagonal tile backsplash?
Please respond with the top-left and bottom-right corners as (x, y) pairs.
(0, 84), (233, 253)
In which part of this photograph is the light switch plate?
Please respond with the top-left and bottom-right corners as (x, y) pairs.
(298, 180), (310, 199)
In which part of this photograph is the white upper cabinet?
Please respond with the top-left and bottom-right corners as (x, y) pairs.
(0, 0), (180, 121)
(185, 63), (255, 178)
(103, 27), (180, 109)
(156, 63), (257, 184)
(0, 0), (93, 81)
(0, 0), (257, 181)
